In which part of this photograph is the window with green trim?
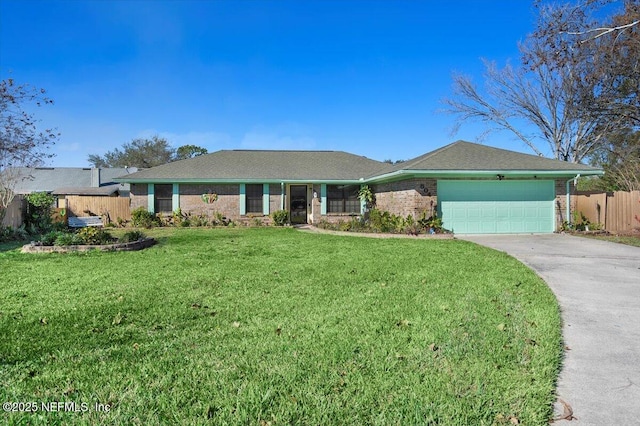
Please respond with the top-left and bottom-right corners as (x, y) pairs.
(154, 184), (173, 213)
(246, 184), (263, 214)
(327, 185), (360, 213)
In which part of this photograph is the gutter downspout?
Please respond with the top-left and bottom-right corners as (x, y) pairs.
(566, 174), (580, 223)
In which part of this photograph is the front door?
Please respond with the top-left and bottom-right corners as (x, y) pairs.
(289, 185), (307, 224)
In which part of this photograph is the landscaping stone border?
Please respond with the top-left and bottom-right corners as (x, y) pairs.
(21, 237), (157, 253)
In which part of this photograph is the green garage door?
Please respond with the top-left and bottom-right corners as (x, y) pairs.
(437, 180), (555, 234)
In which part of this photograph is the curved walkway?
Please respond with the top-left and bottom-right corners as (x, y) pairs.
(459, 234), (640, 425)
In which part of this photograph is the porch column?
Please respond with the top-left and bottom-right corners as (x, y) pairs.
(263, 183), (270, 215)
(320, 184), (327, 215)
(239, 184), (246, 215)
(360, 184), (366, 214)
(147, 183), (155, 213)
(172, 183), (180, 211)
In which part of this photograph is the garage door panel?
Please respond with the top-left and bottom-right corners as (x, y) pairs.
(496, 221), (511, 233)
(438, 180), (555, 234)
(509, 206), (524, 218)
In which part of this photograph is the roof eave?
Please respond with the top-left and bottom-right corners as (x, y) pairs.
(114, 177), (367, 185)
(364, 169), (603, 183)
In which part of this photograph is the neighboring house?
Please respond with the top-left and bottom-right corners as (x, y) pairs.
(116, 141), (603, 234)
(11, 167), (138, 197)
(9, 167), (139, 222)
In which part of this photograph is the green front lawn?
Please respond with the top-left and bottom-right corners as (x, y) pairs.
(0, 228), (561, 425)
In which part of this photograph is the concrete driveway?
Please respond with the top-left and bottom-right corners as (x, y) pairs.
(460, 234), (640, 425)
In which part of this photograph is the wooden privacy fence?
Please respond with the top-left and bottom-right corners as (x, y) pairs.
(1, 195), (25, 228)
(576, 191), (640, 232)
(63, 196), (131, 222)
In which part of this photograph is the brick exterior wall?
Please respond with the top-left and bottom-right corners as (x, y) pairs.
(555, 179), (577, 229)
(130, 183), (148, 211)
(129, 178), (575, 231)
(269, 184), (284, 214)
(178, 184), (240, 219)
(373, 178), (438, 219)
(131, 183), (285, 223)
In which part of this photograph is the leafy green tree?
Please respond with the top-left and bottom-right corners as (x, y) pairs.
(175, 144), (208, 160)
(88, 136), (174, 168)
(88, 136), (208, 168)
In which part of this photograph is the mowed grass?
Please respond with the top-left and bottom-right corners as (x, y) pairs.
(1, 228), (561, 425)
(577, 233), (640, 247)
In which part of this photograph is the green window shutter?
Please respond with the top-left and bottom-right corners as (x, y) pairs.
(320, 184), (327, 215)
(239, 184), (246, 215)
(263, 184), (270, 215)
(172, 184), (180, 211)
(147, 183), (155, 213)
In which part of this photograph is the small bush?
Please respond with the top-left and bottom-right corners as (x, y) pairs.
(315, 219), (333, 230)
(271, 210), (289, 226)
(190, 214), (210, 227)
(120, 230), (146, 243)
(25, 191), (56, 234)
(76, 227), (114, 245)
(418, 212), (445, 234)
(368, 209), (404, 233)
(403, 215), (421, 235)
(211, 212), (232, 227)
(131, 207), (158, 228)
(40, 231), (66, 245)
(0, 225), (29, 242)
(55, 232), (83, 246)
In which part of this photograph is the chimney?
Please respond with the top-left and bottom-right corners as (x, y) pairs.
(91, 168), (101, 187)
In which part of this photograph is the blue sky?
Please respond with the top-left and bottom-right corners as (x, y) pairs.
(1, 0), (540, 167)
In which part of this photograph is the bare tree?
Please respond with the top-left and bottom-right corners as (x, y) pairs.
(443, 0), (639, 163)
(589, 129), (640, 191)
(533, 0), (639, 127)
(0, 78), (58, 223)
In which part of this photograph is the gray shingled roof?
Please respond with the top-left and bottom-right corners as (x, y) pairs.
(9, 167), (138, 194)
(120, 150), (390, 182)
(393, 141), (601, 172)
(52, 184), (121, 196)
(117, 142), (602, 184)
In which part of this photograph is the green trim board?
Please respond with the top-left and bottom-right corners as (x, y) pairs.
(119, 178), (368, 185)
(172, 184), (180, 211)
(365, 169), (596, 184)
(239, 184), (246, 215)
(263, 183), (270, 215)
(147, 183), (155, 213)
(320, 184), (327, 215)
(437, 180), (555, 234)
